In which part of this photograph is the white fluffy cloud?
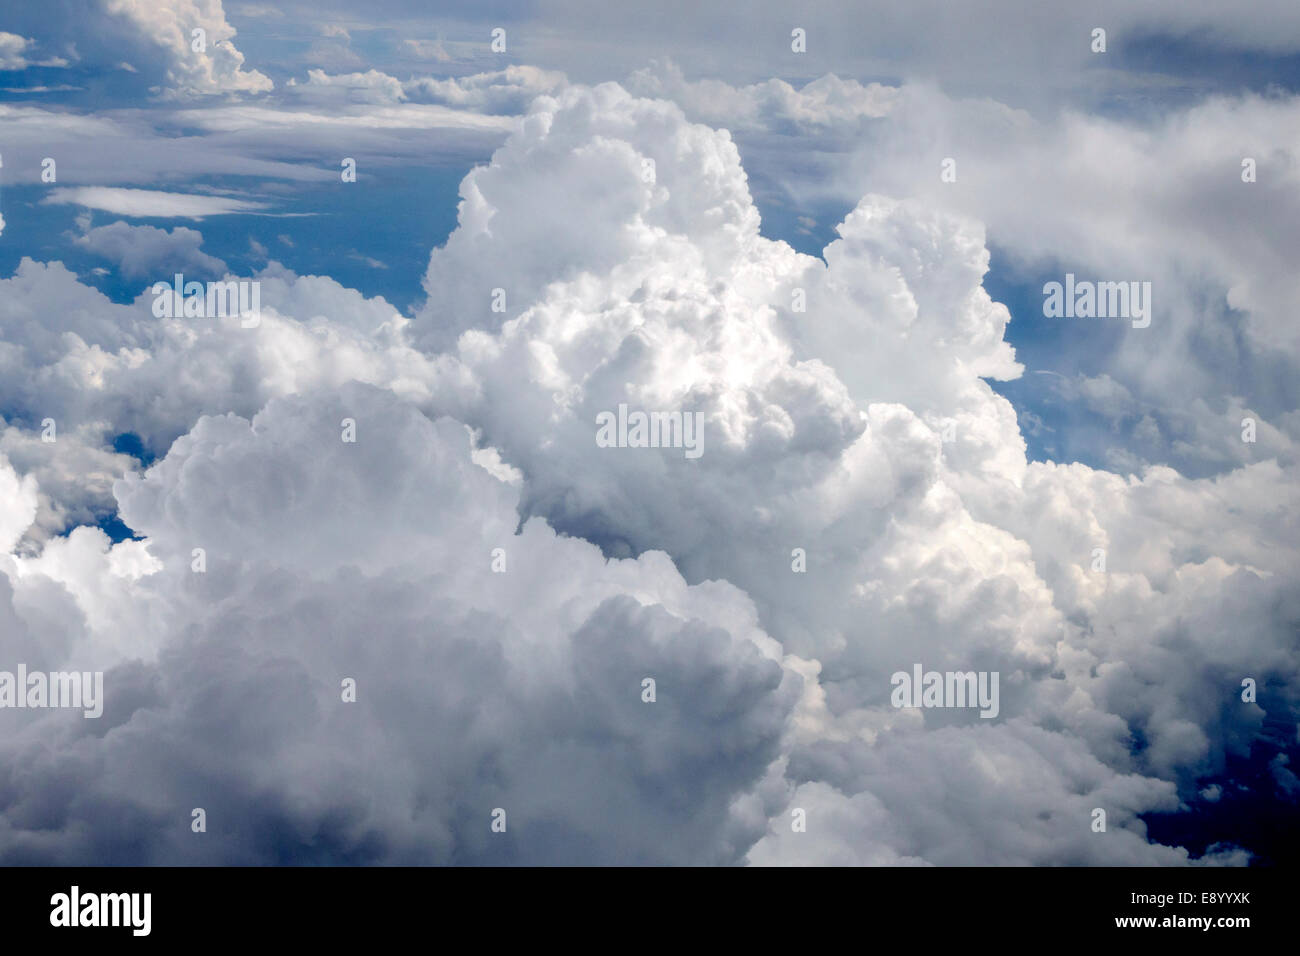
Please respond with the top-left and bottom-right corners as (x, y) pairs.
(0, 80), (1294, 865)
(630, 66), (1300, 478)
(0, 32), (32, 70)
(411, 84), (1298, 862)
(0, 386), (800, 863)
(104, 0), (271, 96)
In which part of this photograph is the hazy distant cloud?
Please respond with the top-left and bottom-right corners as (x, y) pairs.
(74, 221), (227, 278)
(286, 68), (407, 104)
(283, 65), (568, 116)
(241, 0), (1300, 106)
(404, 65), (567, 114)
(399, 37), (451, 62)
(0, 101), (502, 193)
(628, 60), (897, 131)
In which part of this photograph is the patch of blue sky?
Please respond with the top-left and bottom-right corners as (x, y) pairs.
(1, 166), (474, 314)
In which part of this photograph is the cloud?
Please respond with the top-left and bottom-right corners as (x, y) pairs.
(0, 99), (506, 194)
(0, 32), (32, 70)
(406, 83), (1297, 862)
(404, 65), (568, 114)
(0, 456), (38, 554)
(165, 100), (513, 135)
(0, 104), (320, 188)
(398, 37), (450, 63)
(280, 64), (568, 116)
(103, 0), (272, 96)
(74, 221), (227, 278)
(43, 187), (269, 218)
(0, 256), (467, 484)
(0, 424), (140, 547)
(633, 70), (1300, 478)
(0, 32), (67, 70)
(0, 84), (83, 93)
(0, 386), (800, 864)
(236, 0), (1300, 109)
(628, 60), (897, 132)
(0, 79), (1295, 865)
(286, 68), (407, 105)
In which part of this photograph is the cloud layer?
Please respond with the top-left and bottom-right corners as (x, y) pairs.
(1, 79), (1294, 864)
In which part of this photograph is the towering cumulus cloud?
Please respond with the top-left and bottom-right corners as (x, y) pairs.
(0, 83), (1293, 864)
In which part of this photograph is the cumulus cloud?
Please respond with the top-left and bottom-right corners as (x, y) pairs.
(74, 221), (227, 278)
(0, 80), (1295, 866)
(0, 386), (800, 864)
(411, 84), (1297, 862)
(633, 70), (1300, 478)
(0, 32), (32, 70)
(103, 0), (272, 96)
(0, 257), (462, 471)
(0, 32), (69, 70)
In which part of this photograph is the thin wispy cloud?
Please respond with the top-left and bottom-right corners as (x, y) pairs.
(42, 187), (269, 219)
